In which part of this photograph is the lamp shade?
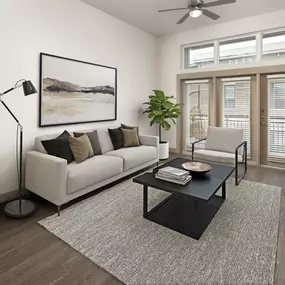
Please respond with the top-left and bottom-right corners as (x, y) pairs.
(22, 80), (37, 96)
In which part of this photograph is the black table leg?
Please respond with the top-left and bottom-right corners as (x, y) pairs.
(222, 182), (226, 199)
(143, 185), (148, 218)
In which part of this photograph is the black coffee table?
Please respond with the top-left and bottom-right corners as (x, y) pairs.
(133, 157), (234, 240)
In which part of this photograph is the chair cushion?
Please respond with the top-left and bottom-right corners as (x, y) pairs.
(205, 127), (244, 154)
(67, 155), (123, 194)
(105, 146), (156, 171)
(194, 149), (243, 165)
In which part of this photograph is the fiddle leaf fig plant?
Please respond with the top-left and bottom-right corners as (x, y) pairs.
(143, 90), (181, 143)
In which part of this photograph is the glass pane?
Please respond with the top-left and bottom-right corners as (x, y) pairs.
(185, 45), (214, 69)
(268, 78), (285, 163)
(222, 79), (251, 158)
(185, 82), (209, 151)
(219, 38), (256, 65)
(263, 33), (285, 61)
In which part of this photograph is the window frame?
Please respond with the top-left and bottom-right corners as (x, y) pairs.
(184, 43), (215, 69)
(181, 27), (285, 70)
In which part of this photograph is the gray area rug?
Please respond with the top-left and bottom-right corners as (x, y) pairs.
(39, 177), (281, 285)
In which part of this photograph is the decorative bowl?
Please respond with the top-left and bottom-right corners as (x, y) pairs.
(182, 162), (212, 174)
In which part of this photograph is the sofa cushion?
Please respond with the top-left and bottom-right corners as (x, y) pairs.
(35, 131), (74, 154)
(108, 128), (124, 150)
(194, 149), (243, 165)
(74, 130), (102, 155)
(67, 155), (123, 194)
(121, 128), (140, 147)
(69, 134), (94, 163)
(41, 131), (74, 164)
(105, 146), (157, 171)
(205, 127), (244, 154)
(96, 128), (114, 154)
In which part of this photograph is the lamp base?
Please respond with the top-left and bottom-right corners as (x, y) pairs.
(4, 199), (36, 218)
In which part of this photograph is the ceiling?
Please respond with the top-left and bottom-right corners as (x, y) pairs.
(82, 0), (285, 37)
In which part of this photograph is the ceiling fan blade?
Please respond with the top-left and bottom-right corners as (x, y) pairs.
(177, 12), (190, 24)
(204, 0), (236, 8)
(202, 9), (220, 20)
(159, 7), (189, 12)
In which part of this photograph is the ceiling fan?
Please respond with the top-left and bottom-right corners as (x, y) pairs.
(158, 0), (236, 24)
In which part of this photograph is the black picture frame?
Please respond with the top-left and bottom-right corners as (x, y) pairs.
(39, 53), (117, 127)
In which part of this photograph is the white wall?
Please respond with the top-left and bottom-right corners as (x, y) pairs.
(158, 9), (285, 148)
(0, 0), (158, 196)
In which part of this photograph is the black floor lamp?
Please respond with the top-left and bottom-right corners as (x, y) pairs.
(1, 79), (37, 218)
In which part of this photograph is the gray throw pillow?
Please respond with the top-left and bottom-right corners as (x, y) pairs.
(74, 130), (102, 155)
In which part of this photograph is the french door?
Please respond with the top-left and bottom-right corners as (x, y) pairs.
(260, 75), (285, 166)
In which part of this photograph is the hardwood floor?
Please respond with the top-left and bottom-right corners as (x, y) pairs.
(0, 165), (284, 285)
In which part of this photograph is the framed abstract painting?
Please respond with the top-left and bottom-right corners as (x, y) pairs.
(39, 53), (117, 127)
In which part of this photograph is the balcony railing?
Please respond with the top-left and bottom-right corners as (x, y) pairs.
(189, 116), (285, 161)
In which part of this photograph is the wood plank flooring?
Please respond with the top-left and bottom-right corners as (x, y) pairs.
(0, 165), (284, 285)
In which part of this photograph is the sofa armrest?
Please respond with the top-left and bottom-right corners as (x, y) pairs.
(139, 135), (159, 160)
(25, 151), (67, 206)
(139, 135), (159, 149)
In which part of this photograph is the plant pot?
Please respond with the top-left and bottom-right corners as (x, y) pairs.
(159, 141), (169, 160)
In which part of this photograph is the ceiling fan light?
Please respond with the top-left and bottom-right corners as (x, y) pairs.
(189, 9), (202, 18)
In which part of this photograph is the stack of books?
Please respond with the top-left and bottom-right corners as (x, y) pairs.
(155, 166), (192, 185)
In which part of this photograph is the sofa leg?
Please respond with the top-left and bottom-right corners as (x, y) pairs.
(57, 206), (61, 217)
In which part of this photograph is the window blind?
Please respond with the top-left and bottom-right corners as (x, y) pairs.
(267, 77), (285, 163)
(185, 82), (209, 151)
(222, 78), (251, 158)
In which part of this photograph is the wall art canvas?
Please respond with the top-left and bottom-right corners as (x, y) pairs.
(39, 53), (117, 127)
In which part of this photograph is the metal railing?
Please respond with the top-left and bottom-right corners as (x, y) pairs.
(190, 116), (285, 159)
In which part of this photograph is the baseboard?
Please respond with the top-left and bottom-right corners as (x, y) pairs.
(169, 148), (179, 154)
(0, 190), (18, 204)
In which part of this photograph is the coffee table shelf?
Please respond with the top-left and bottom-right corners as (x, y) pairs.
(133, 157), (234, 240)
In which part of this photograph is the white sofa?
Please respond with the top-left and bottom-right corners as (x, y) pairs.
(192, 126), (247, 185)
(25, 127), (159, 215)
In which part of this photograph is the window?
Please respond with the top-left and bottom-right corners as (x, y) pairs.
(263, 32), (285, 61)
(185, 81), (209, 151)
(224, 84), (236, 108)
(222, 77), (252, 157)
(184, 44), (214, 69)
(219, 37), (256, 65)
(182, 28), (285, 69)
(268, 76), (285, 162)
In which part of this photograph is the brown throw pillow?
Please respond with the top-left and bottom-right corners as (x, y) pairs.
(74, 130), (101, 155)
(121, 128), (140, 147)
(69, 134), (94, 163)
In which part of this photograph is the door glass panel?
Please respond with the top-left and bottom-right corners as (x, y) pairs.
(221, 77), (251, 158)
(267, 77), (285, 163)
(185, 81), (209, 151)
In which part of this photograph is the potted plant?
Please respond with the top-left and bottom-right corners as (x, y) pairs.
(143, 90), (181, 160)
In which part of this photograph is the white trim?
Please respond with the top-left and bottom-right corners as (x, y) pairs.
(214, 40), (219, 66)
(267, 74), (285, 79)
(256, 32), (262, 61)
(184, 80), (209, 84)
(222, 77), (251, 82)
